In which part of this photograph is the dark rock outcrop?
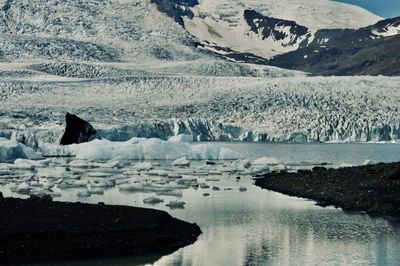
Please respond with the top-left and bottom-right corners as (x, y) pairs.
(0, 197), (202, 263)
(255, 162), (400, 216)
(60, 113), (100, 145)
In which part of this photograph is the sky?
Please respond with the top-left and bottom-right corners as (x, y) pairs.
(334, 0), (400, 18)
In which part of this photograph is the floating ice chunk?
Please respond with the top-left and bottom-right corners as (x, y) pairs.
(69, 160), (90, 168)
(166, 200), (186, 209)
(89, 188), (104, 195)
(90, 179), (114, 187)
(0, 170), (14, 176)
(101, 160), (123, 169)
(143, 196), (164, 205)
(11, 163), (35, 170)
(118, 183), (145, 192)
(219, 147), (242, 160)
(0, 138), (44, 163)
(132, 162), (153, 171)
(339, 163), (354, 168)
(191, 144), (220, 160)
(147, 169), (169, 176)
(168, 134), (194, 143)
(48, 192), (62, 198)
(14, 159), (51, 168)
(252, 165), (271, 174)
(231, 159), (251, 170)
(66, 137), (241, 161)
(362, 160), (374, 165)
(77, 190), (91, 197)
(141, 138), (192, 160)
(273, 164), (287, 171)
(239, 186), (247, 192)
(199, 183), (210, 189)
(87, 172), (111, 178)
(173, 157), (190, 167)
(156, 190), (183, 198)
(167, 173), (183, 179)
(252, 157), (280, 165)
(58, 181), (87, 189)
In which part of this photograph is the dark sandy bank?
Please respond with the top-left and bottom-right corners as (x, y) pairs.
(0, 195), (201, 263)
(255, 162), (400, 216)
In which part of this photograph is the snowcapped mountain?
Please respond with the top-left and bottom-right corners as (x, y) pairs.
(151, 0), (400, 76)
(152, 0), (381, 59)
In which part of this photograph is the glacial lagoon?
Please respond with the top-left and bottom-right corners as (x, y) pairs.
(1, 143), (400, 266)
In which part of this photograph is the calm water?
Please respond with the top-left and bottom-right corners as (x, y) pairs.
(2, 143), (400, 266)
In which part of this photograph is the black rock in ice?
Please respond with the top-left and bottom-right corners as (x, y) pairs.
(60, 113), (100, 145)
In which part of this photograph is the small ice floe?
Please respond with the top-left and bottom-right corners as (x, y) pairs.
(251, 165), (271, 174)
(115, 179), (130, 185)
(199, 183), (210, 189)
(87, 172), (111, 178)
(119, 183), (145, 192)
(132, 162), (153, 171)
(89, 188), (104, 195)
(14, 159), (51, 169)
(123, 170), (140, 176)
(166, 200), (186, 209)
(156, 190), (183, 198)
(90, 179), (114, 187)
(168, 134), (194, 143)
(252, 157), (279, 165)
(143, 196), (164, 205)
(77, 190), (91, 197)
(208, 170), (222, 175)
(239, 186), (247, 192)
(273, 164), (288, 171)
(58, 180), (87, 189)
(17, 182), (31, 194)
(231, 159), (251, 170)
(172, 157), (190, 167)
(192, 171), (209, 176)
(11, 162), (35, 170)
(167, 173), (183, 179)
(362, 160), (374, 165)
(205, 178), (220, 182)
(147, 169), (169, 176)
(69, 160), (91, 168)
(101, 159), (124, 169)
(339, 163), (354, 168)
(48, 192), (62, 198)
(177, 178), (198, 187)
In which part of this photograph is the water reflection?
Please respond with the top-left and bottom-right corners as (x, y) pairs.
(2, 144), (400, 265)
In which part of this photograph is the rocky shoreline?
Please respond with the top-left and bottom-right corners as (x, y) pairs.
(255, 162), (400, 216)
(0, 195), (201, 264)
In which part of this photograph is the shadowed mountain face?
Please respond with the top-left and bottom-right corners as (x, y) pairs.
(244, 10), (310, 47)
(268, 17), (400, 76)
(151, 0), (199, 26)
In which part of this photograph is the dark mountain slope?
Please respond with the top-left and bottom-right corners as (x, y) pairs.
(269, 17), (400, 76)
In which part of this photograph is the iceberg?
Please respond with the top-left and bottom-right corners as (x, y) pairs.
(0, 138), (43, 163)
(67, 137), (240, 161)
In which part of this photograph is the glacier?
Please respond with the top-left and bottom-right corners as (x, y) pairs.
(0, 0), (398, 146)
